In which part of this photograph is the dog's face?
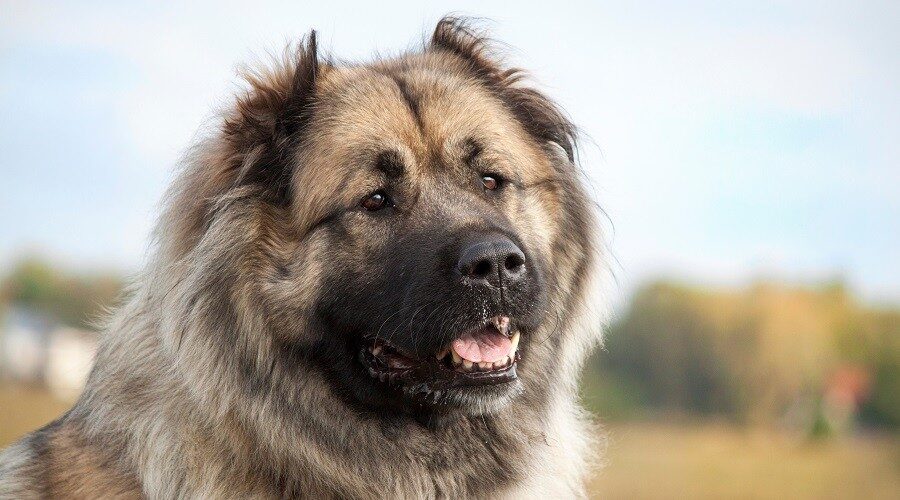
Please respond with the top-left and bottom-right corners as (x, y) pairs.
(178, 21), (596, 421)
(305, 62), (561, 415)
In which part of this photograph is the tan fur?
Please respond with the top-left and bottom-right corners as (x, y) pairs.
(0, 18), (609, 498)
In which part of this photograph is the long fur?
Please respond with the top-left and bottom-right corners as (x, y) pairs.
(0, 17), (609, 499)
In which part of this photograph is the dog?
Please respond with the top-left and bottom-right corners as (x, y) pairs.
(0, 17), (608, 498)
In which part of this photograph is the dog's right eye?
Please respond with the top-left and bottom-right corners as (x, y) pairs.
(361, 190), (391, 211)
(480, 174), (503, 191)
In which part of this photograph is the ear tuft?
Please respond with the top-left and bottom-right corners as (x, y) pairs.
(280, 30), (319, 138)
(430, 16), (577, 163)
(222, 31), (321, 204)
(430, 16), (500, 82)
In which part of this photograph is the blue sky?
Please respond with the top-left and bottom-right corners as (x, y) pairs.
(1, 1), (897, 304)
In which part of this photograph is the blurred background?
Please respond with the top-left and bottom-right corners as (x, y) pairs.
(1, 1), (897, 498)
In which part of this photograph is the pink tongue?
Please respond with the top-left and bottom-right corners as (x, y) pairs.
(451, 329), (512, 363)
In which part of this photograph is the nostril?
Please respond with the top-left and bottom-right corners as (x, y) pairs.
(472, 259), (493, 278)
(504, 253), (525, 272)
(457, 235), (526, 285)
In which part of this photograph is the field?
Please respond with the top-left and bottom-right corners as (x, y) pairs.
(1, 384), (897, 499)
(0, 383), (70, 447)
(592, 422), (900, 499)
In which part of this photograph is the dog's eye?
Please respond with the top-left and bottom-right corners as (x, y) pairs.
(361, 190), (391, 211)
(481, 174), (502, 191)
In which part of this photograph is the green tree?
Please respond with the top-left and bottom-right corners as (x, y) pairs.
(0, 257), (124, 330)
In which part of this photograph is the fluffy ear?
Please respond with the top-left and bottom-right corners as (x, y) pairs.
(161, 32), (320, 258)
(430, 17), (501, 82)
(429, 17), (576, 162)
(222, 30), (321, 204)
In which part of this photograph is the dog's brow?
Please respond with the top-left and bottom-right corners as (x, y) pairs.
(375, 150), (405, 179)
(462, 138), (482, 165)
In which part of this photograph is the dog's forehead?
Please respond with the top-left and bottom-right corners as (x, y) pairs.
(310, 66), (426, 158)
(290, 60), (549, 222)
(307, 62), (545, 170)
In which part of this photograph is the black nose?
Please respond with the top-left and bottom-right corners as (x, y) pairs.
(457, 235), (527, 287)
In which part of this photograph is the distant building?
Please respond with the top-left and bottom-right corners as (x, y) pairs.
(0, 306), (54, 382)
(45, 327), (97, 400)
(1, 306), (97, 401)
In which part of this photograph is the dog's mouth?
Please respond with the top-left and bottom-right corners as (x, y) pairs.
(358, 315), (521, 396)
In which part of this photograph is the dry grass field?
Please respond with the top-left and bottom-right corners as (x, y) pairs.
(591, 422), (900, 499)
(1, 384), (897, 499)
(0, 383), (70, 447)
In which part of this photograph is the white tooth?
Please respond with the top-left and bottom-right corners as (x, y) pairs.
(463, 360), (474, 371)
(451, 350), (462, 365)
(436, 348), (449, 360)
(510, 332), (520, 354)
(371, 345), (382, 355)
(492, 360), (504, 370)
(479, 361), (492, 371)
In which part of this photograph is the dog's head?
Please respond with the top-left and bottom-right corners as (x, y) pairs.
(163, 18), (599, 420)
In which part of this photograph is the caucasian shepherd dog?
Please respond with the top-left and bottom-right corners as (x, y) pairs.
(0, 17), (608, 498)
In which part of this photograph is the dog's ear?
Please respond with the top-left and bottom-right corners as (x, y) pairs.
(429, 17), (576, 162)
(162, 33), (321, 258)
(222, 31), (321, 205)
(430, 17), (501, 83)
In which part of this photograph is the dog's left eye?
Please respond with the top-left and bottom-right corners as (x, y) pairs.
(361, 190), (391, 211)
(481, 174), (502, 191)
